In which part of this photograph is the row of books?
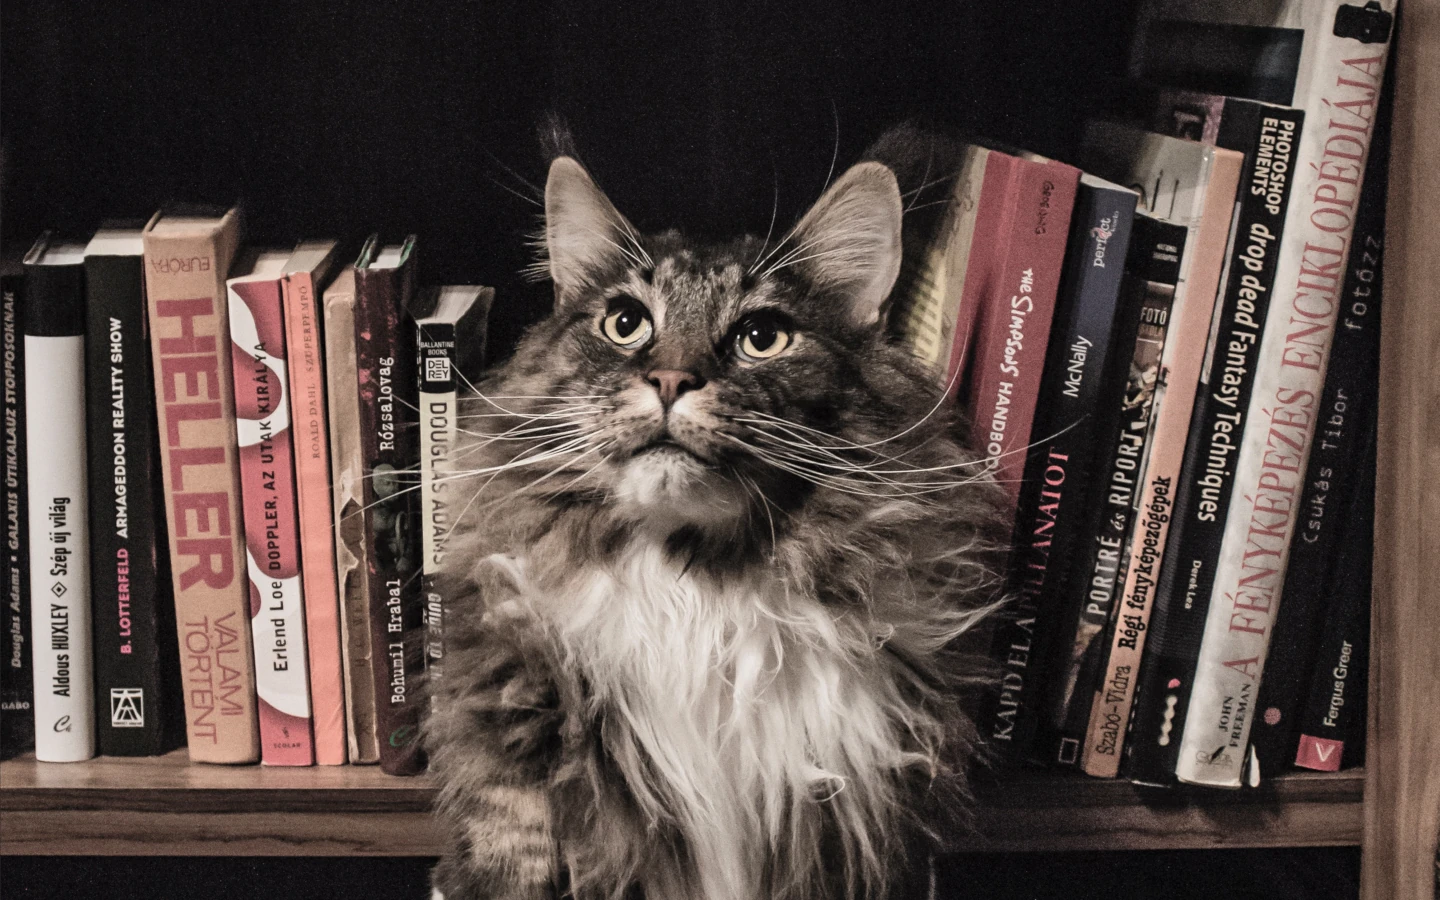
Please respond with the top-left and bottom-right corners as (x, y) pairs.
(0, 215), (491, 774)
(889, 0), (1394, 787)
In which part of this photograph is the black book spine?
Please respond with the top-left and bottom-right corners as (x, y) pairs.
(85, 251), (181, 756)
(1293, 418), (1375, 772)
(1250, 95), (1390, 777)
(1123, 103), (1305, 785)
(994, 181), (1139, 762)
(1044, 214), (1180, 767)
(0, 272), (33, 758)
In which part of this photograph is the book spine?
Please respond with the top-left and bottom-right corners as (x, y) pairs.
(1074, 220), (1185, 776)
(1123, 105), (1305, 786)
(1, 275), (34, 758)
(1082, 142), (1243, 779)
(229, 277), (315, 765)
(144, 220), (259, 763)
(1293, 419), (1374, 772)
(24, 260), (95, 762)
(979, 160), (1080, 754)
(966, 159), (1079, 508)
(1175, 40), (1394, 789)
(85, 252), (180, 756)
(1001, 181), (1139, 762)
(324, 278), (380, 764)
(353, 257), (424, 775)
(1043, 217), (1170, 769)
(282, 271), (347, 765)
(1251, 106), (1389, 778)
(1026, 188), (1143, 767)
(417, 319), (458, 706)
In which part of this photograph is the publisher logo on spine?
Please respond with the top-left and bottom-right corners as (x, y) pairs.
(110, 688), (144, 728)
(424, 355), (450, 384)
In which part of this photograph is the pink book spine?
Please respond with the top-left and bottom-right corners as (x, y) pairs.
(229, 277), (315, 765)
(282, 270), (347, 765)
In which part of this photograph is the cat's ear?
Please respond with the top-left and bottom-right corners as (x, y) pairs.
(544, 156), (638, 305)
(787, 161), (903, 327)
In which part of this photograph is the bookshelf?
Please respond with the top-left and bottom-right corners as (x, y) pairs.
(0, 1), (1436, 897)
(0, 750), (1364, 856)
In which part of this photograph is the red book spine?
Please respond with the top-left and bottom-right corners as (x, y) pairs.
(965, 157), (1080, 506)
(229, 276), (315, 765)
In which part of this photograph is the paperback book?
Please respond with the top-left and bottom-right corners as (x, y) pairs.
(143, 206), (259, 764)
(228, 249), (316, 765)
(23, 235), (95, 762)
(84, 224), (183, 756)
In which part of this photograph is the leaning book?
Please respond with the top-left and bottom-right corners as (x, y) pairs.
(1173, 0), (1396, 788)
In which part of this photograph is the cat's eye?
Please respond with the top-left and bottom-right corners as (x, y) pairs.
(734, 314), (792, 362)
(601, 299), (653, 348)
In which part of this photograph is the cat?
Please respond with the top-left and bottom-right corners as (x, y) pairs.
(425, 132), (1009, 900)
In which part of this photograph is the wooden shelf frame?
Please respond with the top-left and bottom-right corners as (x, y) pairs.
(0, 751), (1362, 857)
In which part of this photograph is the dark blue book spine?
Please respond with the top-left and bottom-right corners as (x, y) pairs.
(0, 271), (33, 758)
(998, 179), (1138, 764)
(1123, 101), (1305, 786)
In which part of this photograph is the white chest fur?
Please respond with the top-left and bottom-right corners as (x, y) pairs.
(491, 540), (918, 900)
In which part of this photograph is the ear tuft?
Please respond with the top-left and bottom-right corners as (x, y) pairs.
(544, 157), (639, 305)
(785, 161), (903, 327)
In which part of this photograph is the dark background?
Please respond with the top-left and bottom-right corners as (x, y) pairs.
(0, 1), (1361, 897)
(2, 0), (1141, 356)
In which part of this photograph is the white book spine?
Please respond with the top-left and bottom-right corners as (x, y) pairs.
(26, 334), (94, 761)
(1175, 6), (1395, 787)
(419, 331), (457, 703)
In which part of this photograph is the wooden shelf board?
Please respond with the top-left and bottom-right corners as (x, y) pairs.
(0, 751), (1364, 856)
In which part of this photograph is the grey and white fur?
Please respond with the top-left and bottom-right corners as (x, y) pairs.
(426, 132), (1008, 900)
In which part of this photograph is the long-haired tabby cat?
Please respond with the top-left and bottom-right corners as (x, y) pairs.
(426, 131), (1009, 900)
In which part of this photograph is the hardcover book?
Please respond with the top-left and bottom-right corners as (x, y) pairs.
(323, 266), (380, 764)
(228, 248), (316, 766)
(998, 174), (1140, 763)
(23, 235), (95, 762)
(1175, 5), (1395, 788)
(1069, 122), (1244, 777)
(0, 265), (34, 758)
(280, 240), (346, 765)
(143, 206), (259, 764)
(84, 224), (183, 756)
(1122, 101), (1307, 786)
(415, 285), (492, 709)
(351, 236), (424, 775)
(1251, 81), (1389, 779)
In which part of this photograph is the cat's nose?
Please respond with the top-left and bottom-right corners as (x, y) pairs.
(646, 369), (705, 406)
